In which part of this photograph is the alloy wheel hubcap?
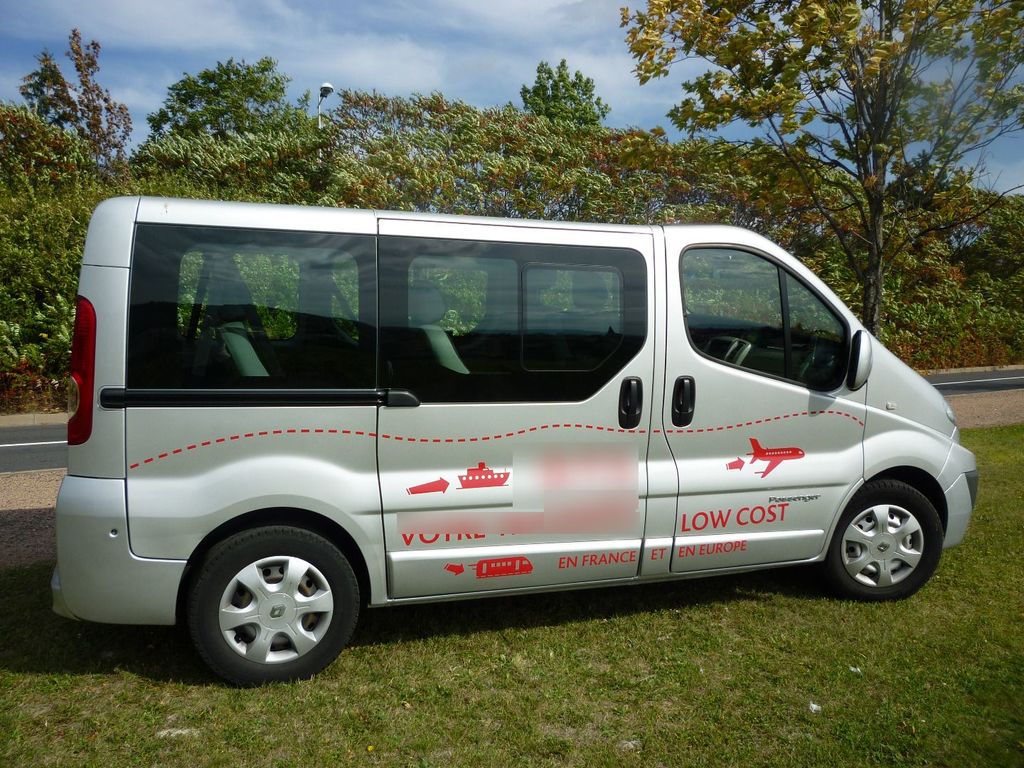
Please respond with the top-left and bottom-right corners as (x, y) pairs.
(841, 504), (924, 588)
(218, 555), (334, 664)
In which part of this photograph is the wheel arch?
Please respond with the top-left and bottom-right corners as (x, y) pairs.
(866, 466), (947, 532)
(175, 507), (372, 624)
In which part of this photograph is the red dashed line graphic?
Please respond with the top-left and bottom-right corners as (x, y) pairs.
(651, 408), (864, 434)
(126, 409), (863, 471)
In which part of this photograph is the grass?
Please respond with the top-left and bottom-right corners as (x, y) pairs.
(1, 426), (1021, 767)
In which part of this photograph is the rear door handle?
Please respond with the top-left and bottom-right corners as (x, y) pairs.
(672, 376), (696, 427)
(383, 388), (420, 407)
(619, 377), (643, 429)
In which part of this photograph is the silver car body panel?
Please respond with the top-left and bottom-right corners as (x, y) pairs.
(377, 217), (656, 598)
(661, 228), (869, 572)
(53, 197), (978, 624)
(53, 475), (183, 624)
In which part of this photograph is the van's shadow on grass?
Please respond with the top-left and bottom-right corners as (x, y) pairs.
(1, 560), (829, 685)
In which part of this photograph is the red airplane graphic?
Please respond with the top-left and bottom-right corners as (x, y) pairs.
(746, 438), (805, 478)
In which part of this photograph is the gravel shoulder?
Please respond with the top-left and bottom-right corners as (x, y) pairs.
(2, 393), (1021, 568)
(945, 390), (1024, 429)
(0, 468), (62, 567)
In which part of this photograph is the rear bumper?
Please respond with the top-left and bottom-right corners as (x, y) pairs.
(52, 475), (185, 625)
(50, 566), (76, 620)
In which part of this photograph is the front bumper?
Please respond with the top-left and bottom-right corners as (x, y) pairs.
(942, 469), (978, 549)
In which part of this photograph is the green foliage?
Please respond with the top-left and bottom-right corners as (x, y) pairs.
(0, 104), (93, 191)
(324, 90), (687, 223)
(147, 57), (310, 139)
(133, 125), (325, 203)
(1, 55), (1023, 410)
(520, 59), (610, 127)
(0, 103), (117, 408)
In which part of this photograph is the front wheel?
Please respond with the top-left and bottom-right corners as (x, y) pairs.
(825, 480), (944, 601)
(187, 526), (360, 685)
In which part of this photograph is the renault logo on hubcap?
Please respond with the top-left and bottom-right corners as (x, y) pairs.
(270, 604), (286, 619)
(877, 541), (890, 553)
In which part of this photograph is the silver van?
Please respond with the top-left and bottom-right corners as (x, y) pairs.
(52, 197), (978, 684)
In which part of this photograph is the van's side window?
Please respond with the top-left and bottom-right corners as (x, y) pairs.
(523, 266), (622, 371)
(128, 224), (376, 389)
(681, 247), (846, 390)
(177, 251), (301, 341)
(379, 236), (646, 403)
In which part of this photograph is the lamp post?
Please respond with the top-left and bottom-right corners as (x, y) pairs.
(317, 82), (334, 129)
(317, 82), (334, 161)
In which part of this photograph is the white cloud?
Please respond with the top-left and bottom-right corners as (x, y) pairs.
(283, 32), (448, 95)
(4, 0), (268, 52)
(357, 0), (619, 44)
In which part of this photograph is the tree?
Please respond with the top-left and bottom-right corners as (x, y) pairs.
(520, 59), (610, 127)
(20, 29), (132, 169)
(18, 50), (77, 130)
(622, 0), (1024, 333)
(147, 57), (309, 139)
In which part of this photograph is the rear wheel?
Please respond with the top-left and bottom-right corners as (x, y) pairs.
(825, 480), (943, 600)
(188, 526), (359, 685)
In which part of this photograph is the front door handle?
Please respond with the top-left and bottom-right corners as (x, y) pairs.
(619, 377), (643, 429)
(672, 376), (696, 427)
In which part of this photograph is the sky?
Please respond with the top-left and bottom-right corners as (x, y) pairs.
(1, 0), (1022, 192)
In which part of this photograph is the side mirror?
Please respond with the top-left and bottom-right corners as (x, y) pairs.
(846, 329), (872, 391)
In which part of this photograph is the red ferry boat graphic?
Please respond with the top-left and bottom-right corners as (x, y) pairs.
(458, 461), (510, 489)
(473, 556), (533, 579)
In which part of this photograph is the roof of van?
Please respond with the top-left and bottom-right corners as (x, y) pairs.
(124, 195), (760, 237)
(84, 196), (784, 269)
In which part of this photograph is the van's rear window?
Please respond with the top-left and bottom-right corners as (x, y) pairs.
(377, 235), (647, 403)
(127, 224), (376, 390)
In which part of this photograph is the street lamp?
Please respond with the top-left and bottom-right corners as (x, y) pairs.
(317, 82), (334, 129)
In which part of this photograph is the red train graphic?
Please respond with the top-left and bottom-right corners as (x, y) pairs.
(473, 555), (533, 578)
(445, 556), (534, 578)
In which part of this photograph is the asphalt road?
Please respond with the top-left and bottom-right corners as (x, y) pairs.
(0, 369), (1021, 474)
(0, 423), (68, 474)
(926, 370), (1024, 395)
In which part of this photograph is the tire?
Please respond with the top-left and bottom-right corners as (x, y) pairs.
(187, 526), (360, 686)
(825, 479), (943, 601)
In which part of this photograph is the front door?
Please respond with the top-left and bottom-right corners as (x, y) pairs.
(661, 233), (867, 573)
(376, 218), (656, 598)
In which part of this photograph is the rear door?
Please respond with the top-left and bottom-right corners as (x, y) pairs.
(662, 230), (867, 573)
(376, 218), (656, 598)
(122, 206), (383, 564)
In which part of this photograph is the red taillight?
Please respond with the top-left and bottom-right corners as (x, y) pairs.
(68, 296), (97, 446)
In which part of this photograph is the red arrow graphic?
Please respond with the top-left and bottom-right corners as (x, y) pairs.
(444, 563), (465, 575)
(406, 477), (450, 495)
(726, 457), (745, 471)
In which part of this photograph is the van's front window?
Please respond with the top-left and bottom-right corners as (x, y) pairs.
(681, 247), (846, 390)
